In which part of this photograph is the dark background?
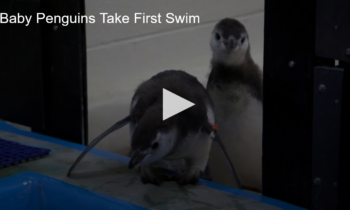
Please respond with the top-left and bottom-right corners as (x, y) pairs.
(0, 0), (88, 145)
(263, 0), (350, 209)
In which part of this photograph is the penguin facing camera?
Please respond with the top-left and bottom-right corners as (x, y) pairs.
(206, 18), (263, 192)
(67, 70), (241, 188)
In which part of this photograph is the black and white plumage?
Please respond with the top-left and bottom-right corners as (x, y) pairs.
(206, 18), (263, 192)
(67, 70), (241, 187)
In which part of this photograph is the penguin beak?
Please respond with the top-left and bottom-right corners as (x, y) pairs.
(223, 39), (235, 50)
(128, 150), (146, 169)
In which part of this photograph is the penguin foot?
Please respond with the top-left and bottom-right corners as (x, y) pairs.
(140, 165), (169, 186)
(172, 167), (200, 186)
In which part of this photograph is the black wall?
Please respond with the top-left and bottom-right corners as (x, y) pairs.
(263, 0), (350, 209)
(0, 0), (88, 145)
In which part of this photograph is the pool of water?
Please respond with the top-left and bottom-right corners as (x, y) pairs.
(0, 171), (146, 210)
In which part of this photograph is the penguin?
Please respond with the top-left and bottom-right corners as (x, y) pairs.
(206, 18), (263, 192)
(67, 70), (241, 187)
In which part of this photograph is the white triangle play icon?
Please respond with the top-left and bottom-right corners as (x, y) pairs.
(163, 88), (195, 121)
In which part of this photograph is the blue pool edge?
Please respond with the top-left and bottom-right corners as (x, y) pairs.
(0, 120), (307, 210)
(0, 171), (147, 210)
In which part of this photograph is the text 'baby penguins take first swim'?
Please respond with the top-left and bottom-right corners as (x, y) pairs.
(206, 18), (263, 192)
(67, 70), (241, 188)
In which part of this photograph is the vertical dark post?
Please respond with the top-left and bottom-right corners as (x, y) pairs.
(33, 0), (88, 145)
(311, 67), (343, 210)
(263, 0), (320, 208)
(263, 0), (350, 209)
(338, 61), (350, 210)
(314, 1), (350, 209)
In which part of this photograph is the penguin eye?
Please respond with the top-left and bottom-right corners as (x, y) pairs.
(241, 37), (245, 44)
(215, 32), (221, 40)
(151, 142), (159, 149)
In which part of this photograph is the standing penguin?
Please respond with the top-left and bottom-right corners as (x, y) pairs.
(206, 18), (263, 192)
(67, 70), (241, 187)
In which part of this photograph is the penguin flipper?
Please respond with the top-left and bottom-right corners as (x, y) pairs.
(66, 116), (131, 177)
(203, 124), (242, 189)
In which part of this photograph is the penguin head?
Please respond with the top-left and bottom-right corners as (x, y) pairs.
(128, 107), (178, 169)
(210, 18), (250, 66)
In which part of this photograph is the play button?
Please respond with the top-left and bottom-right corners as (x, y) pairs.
(163, 88), (195, 121)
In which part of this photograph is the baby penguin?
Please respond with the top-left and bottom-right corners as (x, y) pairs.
(206, 18), (263, 192)
(67, 70), (241, 188)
